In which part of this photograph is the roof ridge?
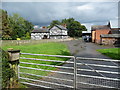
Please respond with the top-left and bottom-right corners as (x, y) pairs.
(92, 25), (108, 27)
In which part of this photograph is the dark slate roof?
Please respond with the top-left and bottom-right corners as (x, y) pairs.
(91, 25), (110, 31)
(31, 28), (49, 33)
(101, 34), (120, 38)
(56, 25), (67, 30)
(49, 25), (67, 30)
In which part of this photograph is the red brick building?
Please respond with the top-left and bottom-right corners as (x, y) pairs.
(91, 22), (120, 46)
(91, 22), (111, 44)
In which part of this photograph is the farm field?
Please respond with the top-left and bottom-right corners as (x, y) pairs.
(97, 48), (120, 60)
(2, 42), (71, 83)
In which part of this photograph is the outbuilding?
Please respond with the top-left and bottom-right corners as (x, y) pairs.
(91, 22), (111, 44)
(100, 34), (120, 46)
(31, 28), (49, 40)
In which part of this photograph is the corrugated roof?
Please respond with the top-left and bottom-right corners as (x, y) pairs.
(91, 25), (110, 30)
(101, 34), (120, 38)
(31, 28), (49, 33)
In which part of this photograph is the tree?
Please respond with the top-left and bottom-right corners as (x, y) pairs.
(80, 25), (87, 31)
(24, 20), (34, 33)
(9, 14), (26, 39)
(68, 21), (82, 37)
(50, 20), (61, 27)
(1, 9), (34, 40)
(9, 13), (34, 39)
(61, 18), (74, 27)
(1, 9), (12, 40)
(61, 18), (87, 37)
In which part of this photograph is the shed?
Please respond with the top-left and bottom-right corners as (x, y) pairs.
(100, 34), (120, 46)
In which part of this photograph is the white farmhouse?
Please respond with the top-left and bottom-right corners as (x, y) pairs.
(49, 25), (68, 39)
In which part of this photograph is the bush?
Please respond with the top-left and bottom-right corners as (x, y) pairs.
(2, 49), (15, 88)
(25, 32), (30, 39)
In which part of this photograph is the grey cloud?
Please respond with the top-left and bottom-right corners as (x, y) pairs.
(2, 2), (118, 29)
(69, 2), (117, 23)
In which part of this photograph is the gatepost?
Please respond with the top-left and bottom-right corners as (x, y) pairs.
(8, 49), (20, 88)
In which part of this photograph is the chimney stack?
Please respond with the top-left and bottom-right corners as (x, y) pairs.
(62, 24), (67, 28)
(42, 26), (47, 29)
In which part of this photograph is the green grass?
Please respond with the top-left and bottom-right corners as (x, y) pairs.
(97, 48), (120, 60)
(2, 42), (71, 83)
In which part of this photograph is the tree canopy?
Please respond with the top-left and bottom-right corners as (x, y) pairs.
(1, 9), (34, 40)
(50, 20), (61, 28)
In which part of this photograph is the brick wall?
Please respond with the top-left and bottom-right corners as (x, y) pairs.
(94, 29), (110, 44)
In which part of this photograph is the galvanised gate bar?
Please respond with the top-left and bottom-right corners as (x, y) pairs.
(19, 53), (120, 89)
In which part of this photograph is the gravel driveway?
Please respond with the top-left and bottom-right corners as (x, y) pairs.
(62, 39), (113, 58)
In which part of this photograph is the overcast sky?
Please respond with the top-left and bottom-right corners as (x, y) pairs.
(1, 0), (119, 30)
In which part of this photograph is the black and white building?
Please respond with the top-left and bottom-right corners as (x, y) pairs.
(49, 25), (68, 39)
(31, 28), (49, 40)
(31, 25), (68, 40)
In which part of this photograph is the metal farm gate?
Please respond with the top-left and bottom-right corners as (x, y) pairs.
(19, 53), (120, 89)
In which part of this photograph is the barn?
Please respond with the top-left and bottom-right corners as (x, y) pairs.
(91, 22), (120, 46)
(91, 22), (111, 44)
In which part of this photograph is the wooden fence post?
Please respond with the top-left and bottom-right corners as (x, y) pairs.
(8, 49), (20, 88)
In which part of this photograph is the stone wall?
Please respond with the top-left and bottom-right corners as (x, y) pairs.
(101, 37), (116, 46)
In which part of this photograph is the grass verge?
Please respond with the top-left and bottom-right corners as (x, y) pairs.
(97, 48), (120, 60)
(2, 42), (71, 85)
